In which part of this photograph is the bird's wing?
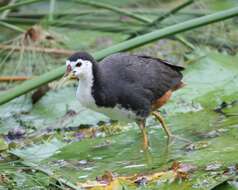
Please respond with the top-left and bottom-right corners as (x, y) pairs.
(136, 54), (185, 71)
(99, 53), (183, 96)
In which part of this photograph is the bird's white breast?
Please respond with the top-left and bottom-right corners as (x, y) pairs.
(76, 81), (137, 122)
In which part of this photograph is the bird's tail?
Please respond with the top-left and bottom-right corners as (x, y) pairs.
(172, 81), (186, 91)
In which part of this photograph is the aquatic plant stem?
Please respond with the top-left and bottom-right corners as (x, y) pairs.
(151, 0), (195, 25)
(0, 21), (24, 32)
(74, 0), (151, 23)
(48, 0), (56, 22)
(1, 0), (17, 19)
(0, 0), (47, 12)
(0, 44), (75, 56)
(0, 76), (32, 82)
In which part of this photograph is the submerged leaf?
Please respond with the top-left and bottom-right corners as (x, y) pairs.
(10, 138), (64, 163)
(205, 162), (223, 171)
(184, 141), (209, 151)
(0, 138), (8, 152)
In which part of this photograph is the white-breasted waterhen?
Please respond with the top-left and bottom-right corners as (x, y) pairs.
(62, 52), (185, 149)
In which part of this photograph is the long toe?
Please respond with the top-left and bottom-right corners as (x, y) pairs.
(167, 134), (192, 146)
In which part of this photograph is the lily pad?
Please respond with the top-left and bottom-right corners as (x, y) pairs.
(10, 138), (64, 163)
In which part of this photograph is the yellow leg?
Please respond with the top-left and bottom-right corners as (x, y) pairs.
(152, 111), (172, 138)
(138, 120), (149, 150)
(152, 111), (192, 143)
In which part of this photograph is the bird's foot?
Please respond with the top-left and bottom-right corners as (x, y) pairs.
(167, 134), (192, 145)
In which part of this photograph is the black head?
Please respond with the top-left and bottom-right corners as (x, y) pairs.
(65, 52), (96, 80)
(68, 52), (96, 64)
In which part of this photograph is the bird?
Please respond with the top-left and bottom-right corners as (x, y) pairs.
(62, 52), (185, 149)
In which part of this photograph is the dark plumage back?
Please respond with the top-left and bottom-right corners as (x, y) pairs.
(91, 53), (184, 117)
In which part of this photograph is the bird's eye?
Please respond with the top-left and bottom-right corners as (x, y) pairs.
(76, 62), (82, 67)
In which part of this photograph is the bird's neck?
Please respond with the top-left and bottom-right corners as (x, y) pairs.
(78, 64), (94, 86)
(76, 62), (95, 107)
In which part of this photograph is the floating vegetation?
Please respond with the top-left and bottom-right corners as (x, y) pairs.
(0, 0), (238, 189)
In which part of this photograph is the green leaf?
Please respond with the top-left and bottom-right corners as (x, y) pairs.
(0, 138), (8, 152)
(10, 138), (64, 163)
